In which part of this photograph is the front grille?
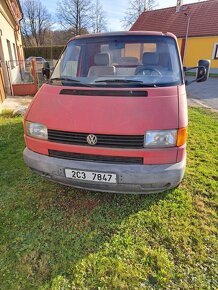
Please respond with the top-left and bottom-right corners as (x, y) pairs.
(48, 150), (143, 164)
(48, 129), (144, 149)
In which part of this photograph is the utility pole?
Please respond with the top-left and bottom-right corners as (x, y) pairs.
(183, 13), (191, 65)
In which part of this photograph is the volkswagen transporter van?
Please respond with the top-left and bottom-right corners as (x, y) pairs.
(23, 31), (210, 193)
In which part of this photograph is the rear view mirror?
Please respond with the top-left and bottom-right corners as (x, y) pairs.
(109, 41), (125, 50)
(196, 59), (210, 82)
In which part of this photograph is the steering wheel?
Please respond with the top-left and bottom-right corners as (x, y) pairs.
(135, 66), (162, 77)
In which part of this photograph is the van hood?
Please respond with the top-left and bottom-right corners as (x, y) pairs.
(26, 84), (179, 135)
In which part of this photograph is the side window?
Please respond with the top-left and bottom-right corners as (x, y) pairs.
(110, 44), (140, 65)
(143, 43), (157, 53)
(123, 43), (140, 59)
(61, 45), (81, 77)
(213, 43), (218, 59)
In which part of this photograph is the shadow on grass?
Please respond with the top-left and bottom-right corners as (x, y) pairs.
(0, 119), (174, 288)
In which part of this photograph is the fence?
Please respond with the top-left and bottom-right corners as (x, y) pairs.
(24, 46), (64, 60)
(5, 59), (57, 96)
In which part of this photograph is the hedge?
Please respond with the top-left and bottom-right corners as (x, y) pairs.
(24, 46), (65, 60)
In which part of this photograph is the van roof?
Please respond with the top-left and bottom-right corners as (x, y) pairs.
(69, 31), (177, 42)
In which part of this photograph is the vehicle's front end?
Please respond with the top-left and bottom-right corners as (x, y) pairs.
(23, 31), (188, 194)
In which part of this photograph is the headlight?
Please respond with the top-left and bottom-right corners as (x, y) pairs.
(144, 130), (177, 147)
(26, 121), (48, 140)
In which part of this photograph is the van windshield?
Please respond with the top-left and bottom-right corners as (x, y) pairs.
(51, 35), (182, 87)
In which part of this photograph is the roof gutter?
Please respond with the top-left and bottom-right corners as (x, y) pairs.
(17, 0), (23, 21)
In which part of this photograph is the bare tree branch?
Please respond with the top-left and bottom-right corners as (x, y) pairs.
(122, 0), (157, 29)
(56, 0), (93, 36)
(20, 0), (51, 47)
(90, 0), (107, 33)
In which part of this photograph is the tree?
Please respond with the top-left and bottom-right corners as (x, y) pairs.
(49, 28), (88, 46)
(56, 0), (93, 36)
(122, 0), (157, 28)
(90, 0), (107, 33)
(50, 29), (75, 46)
(21, 0), (51, 47)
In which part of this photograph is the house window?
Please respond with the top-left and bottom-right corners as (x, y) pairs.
(6, 40), (14, 68)
(213, 43), (218, 59)
(13, 43), (18, 65)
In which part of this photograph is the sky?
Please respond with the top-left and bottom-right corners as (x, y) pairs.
(44, 0), (202, 31)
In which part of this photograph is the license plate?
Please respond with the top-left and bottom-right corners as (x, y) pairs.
(65, 169), (117, 183)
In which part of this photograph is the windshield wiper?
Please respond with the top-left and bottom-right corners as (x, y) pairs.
(49, 78), (92, 87)
(94, 79), (144, 84)
(49, 78), (158, 87)
(94, 79), (158, 87)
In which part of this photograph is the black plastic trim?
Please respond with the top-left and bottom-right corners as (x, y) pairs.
(48, 150), (143, 164)
(60, 89), (148, 97)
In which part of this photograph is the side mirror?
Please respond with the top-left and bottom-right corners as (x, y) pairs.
(184, 59), (210, 85)
(42, 61), (50, 80)
(196, 59), (210, 83)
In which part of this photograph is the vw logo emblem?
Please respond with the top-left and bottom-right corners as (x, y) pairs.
(87, 134), (97, 145)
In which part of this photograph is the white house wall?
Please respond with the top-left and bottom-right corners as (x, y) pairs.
(0, 1), (23, 93)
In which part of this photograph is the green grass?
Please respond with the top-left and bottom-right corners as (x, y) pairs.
(0, 109), (14, 117)
(0, 108), (217, 289)
(185, 72), (218, 78)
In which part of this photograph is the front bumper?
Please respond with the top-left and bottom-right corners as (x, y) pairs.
(23, 148), (186, 194)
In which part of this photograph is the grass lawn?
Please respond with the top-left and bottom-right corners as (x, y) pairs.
(0, 107), (217, 289)
(185, 72), (218, 78)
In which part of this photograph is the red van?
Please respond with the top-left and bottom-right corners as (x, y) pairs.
(23, 31), (210, 193)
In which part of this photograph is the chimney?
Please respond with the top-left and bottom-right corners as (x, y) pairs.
(176, 0), (183, 12)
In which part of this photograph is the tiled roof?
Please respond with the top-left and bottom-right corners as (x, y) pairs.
(130, 0), (218, 38)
